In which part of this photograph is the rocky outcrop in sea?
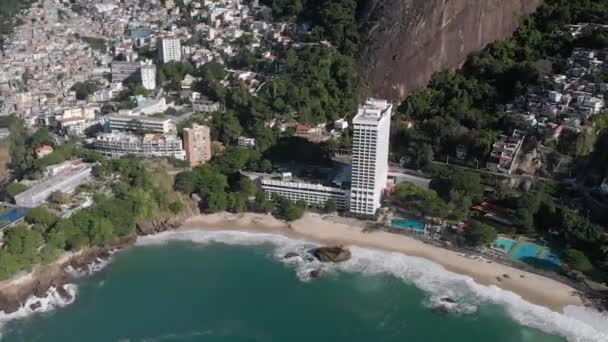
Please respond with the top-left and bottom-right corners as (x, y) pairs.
(312, 246), (352, 263)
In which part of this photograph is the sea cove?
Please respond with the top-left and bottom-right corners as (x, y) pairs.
(1, 237), (571, 342)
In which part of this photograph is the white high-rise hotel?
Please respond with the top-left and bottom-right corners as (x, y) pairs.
(160, 37), (182, 63)
(140, 63), (156, 90)
(259, 98), (392, 217)
(349, 98), (393, 217)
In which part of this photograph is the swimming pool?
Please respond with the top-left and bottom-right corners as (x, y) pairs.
(0, 207), (27, 229)
(493, 238), (561, 270)
(390, 218), (426, 234)
(494, 238), (517, 252)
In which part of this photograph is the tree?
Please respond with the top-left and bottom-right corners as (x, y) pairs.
(562, 249), (594, 273)
(227, 192), (247, 213)
(283, 202), (305, 221)
(47, 224), (68, 250)
(324, 199), (337, 213)
(254, 190), (274, 213)
(0, 251), (19, 280)
(25, 207), (56, 229)
(431, 169), (484, 204)
(89, 218), (114, 246)
(28, 127), (53, 148)
(214, 111), (242, 144)
(206, 191), (228, 213)
(253, 125), (276, 152)
(464, 222), (497, 247)
(5, 182), (28, 201)
(39, 245), (62, 265)
(71, 81), (98, 100)
(238, 177), (256, 198)
(393, 183), (447, 218)
(168, 200), (185, 214)
(50, 191), (69, 205)
(174, 171), (196, 194)
(260, 159), (273, 173)
(275, 196), (305, 221)
(159, 62), (194, 90)
(4, 225), (44, 266)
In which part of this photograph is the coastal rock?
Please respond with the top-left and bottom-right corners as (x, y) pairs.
(56, 285), (72, 301)
(283, 252), (300, 259)
(0, 296), (21, 314)
(310, 269), (326, 280)
(440, 297), (456, 304)
(136, 216), (187, 235)
(312, 246), (352, 263)
(29, 301), (42, 311)
(0, 236), (136, 315)
(430, 296), (478, 315)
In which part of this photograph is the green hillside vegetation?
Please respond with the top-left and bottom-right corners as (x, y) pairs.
(394, 0), (608, 164)
(391, 0), (608, 280)
(0, 157), (188, 280)
(192, 0), (363, 128)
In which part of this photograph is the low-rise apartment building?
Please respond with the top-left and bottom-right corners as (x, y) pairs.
(94, 132), (185, 159)
(260, 178), (350, 211)
(107, 114), (175, 134)
(486, 129), (526, 175)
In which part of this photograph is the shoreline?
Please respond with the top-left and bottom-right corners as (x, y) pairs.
(0, 210), (586, 318)
(179, 212), (584, 312)
(0, 236), (136, 315)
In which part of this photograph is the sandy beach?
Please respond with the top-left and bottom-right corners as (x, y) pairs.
(180, 211), (583, 312)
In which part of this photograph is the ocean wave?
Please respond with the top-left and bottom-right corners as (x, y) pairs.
(137, 230), (608, 342)
(0, 284), (77, 339)
(0, 251), (116, 338)
(65, 256), (112, 278)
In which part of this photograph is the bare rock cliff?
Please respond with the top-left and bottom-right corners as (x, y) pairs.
(358, 0), (543, 100)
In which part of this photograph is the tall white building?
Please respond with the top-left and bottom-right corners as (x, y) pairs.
(140, 63), (157, 90)
(349, 98), (393, 217)
(160, 38), (182, 63)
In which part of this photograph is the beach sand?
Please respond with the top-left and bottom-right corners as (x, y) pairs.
(180, 212), (583, 312)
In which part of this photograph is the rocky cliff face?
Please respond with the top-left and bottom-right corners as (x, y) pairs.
(358, 0), (543, 100)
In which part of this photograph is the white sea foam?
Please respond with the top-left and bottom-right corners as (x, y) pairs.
(0, 251), (116, 337)
(65, 256), (112, 278)
(137, 230), (608, 342)
(0, 284), (77, 339)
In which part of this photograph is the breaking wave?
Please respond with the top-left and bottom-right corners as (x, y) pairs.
(138, 230), (608, 342)
(0, 251), (115, 337)
(0, 284), (77, 339)
(65, 256), (112, 278)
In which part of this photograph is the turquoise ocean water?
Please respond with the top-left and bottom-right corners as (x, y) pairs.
(1, 230), (606, 342)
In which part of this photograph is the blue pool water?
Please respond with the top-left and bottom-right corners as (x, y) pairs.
(0, 207), (27, 229)
(494, 238), (516, 251)
(509, 242), (540, 260)
(494, 238), (561, 270)
(390, 218), (426, 233)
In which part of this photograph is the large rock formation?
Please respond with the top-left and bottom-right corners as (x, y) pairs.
(0, 238), (135, 314)
(358, 0), (543, 100)
(312, 246), (352, 263)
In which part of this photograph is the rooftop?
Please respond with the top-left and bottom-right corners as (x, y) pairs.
(353, 98), (393, 123)
(107, 114), (172, 123)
